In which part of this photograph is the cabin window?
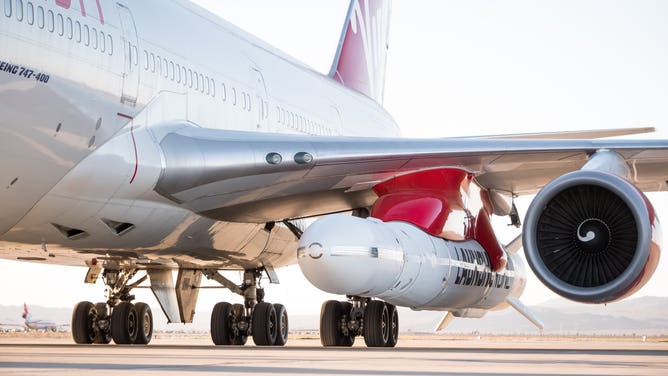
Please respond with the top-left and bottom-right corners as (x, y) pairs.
(211, 79), (216, 97)
(107, 34), (113, 55)
(162, 58), (167, 77)
(175, 64), (181, 83)
(221, 83), (227, 101)
(36, 6), (43, 28)
(143, 51), (148, 70)
(199, 74), (204, 93)
(181, 66), (186, 86)
(56, 13), (63, 36)
(83, 25), (89, 45)
(169, 61), (174, 80)
(47, 10), (54, 32)
(150, 53), (155, 72)
(26, 2), (33, 25)
(204, 76), (210, 94)
(231, 87), (237, 105)
(99, 31), (106, 52)
(15, 0), (22, 22)
(193, 71), (199, 90)
(66, 17), (72, 39)
(74, 21), (80, 42)
(91, 28), (98, 49)
(4, 0), (11, 18)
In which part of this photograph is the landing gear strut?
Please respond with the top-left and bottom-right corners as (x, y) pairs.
(205, 268), (289, 346)
(71, 266), (154, 345)
(320, 297), (398, 348)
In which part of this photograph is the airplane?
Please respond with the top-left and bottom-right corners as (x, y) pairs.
(21, 303), (61, 332)
(0, 303), (61, 332)
(0, 0), (665, 347)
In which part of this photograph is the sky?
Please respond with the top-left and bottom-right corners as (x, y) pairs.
(1, 0), (667, 323)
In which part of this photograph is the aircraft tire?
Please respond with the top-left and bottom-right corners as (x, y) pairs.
(72, 301), (95, 344)
(273, 303), (289, 346)
(134, 302), (153, 345)
(252, 302), (277, 346)
(384, 303), (399, 348)
(111, 302), (138, 344)
(363, 300), (389, 347)
(211, 302), (235, 345)
(320, 300), (354, 347)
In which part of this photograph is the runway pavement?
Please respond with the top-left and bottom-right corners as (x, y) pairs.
(1, 335), (666, 375)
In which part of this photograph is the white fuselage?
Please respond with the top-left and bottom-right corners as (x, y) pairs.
(0, 0), (399, 269)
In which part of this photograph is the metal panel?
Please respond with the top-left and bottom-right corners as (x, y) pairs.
(116, 4), (139, 106)
(148, 269), (180, 323)
(175, 269), (202, 323)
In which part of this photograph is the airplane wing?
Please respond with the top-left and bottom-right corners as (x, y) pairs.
(153, 125), (668, 223)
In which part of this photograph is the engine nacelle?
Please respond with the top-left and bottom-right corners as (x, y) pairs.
(523, 170), (661, 304)
(298, 215), (526, 311)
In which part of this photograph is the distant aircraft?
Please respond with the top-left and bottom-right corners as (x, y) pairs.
(0, 0), (665, 347)
(21, 303), (61, 332)
(0, 304), (61, 332)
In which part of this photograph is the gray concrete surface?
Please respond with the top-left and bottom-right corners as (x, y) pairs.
(0, 336), (666, 375)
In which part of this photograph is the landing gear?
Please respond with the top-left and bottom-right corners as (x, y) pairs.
(210, 302), (248, 345)
(319, 297), (399, 348)
(252, 302), (277, 346)
(273, 303), (289, 346)
(72, 301), (96, 344)
(320, 300), (355, 347)
(134, 302), (153, 345)
(110, 301), (138, 344)
(71, 266), (154, 345)
(206, 268), (288, 347)
(93, 302), (112, 344)
(385, 303), (399, 348)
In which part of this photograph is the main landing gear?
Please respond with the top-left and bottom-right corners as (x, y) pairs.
(320, 297), (398, 348)
(205, 268), (289, 346)
(71, 267), (154, 345)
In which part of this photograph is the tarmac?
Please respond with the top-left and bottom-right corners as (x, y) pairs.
(1, 334), (667, 375)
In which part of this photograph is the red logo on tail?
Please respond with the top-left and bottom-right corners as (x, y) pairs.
(331, 0), (392, 103)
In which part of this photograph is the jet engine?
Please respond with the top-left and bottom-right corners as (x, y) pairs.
(523, 169), (661, 304)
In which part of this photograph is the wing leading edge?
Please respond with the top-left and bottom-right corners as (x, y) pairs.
(154, 125), (668, 223)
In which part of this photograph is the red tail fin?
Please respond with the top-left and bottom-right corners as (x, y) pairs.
(22, 303), (28, 319)
(329, 0), (392, 104)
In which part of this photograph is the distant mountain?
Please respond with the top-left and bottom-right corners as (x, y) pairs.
(2, 296), (666, 335)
